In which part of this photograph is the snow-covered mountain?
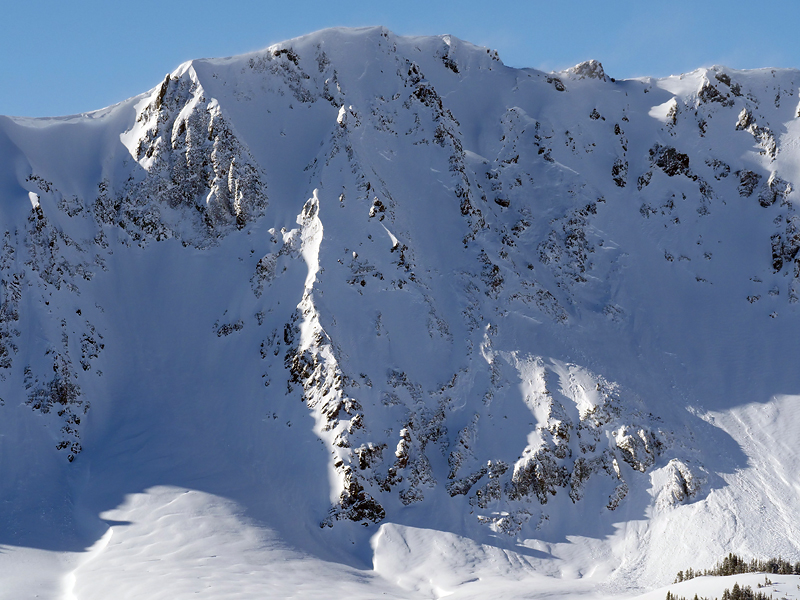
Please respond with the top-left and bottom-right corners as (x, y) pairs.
(2, 26), (800, 599)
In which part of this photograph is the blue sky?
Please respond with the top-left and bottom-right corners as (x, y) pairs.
(3, 0), (799, 117)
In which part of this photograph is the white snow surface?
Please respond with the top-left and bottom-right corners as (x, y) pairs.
(1, 26), (800, 599)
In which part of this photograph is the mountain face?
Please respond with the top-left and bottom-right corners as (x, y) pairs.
(2, 26), (800, 598)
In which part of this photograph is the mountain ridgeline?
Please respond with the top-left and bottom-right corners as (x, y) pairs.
(1, 26), (800, 586)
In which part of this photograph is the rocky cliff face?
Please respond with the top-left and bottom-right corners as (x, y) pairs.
(2, 26), (800, 581)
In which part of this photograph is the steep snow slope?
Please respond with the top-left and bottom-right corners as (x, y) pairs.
(1, 26), (800, 598)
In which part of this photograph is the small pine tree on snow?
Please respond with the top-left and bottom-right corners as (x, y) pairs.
(731, 582), (741, 600)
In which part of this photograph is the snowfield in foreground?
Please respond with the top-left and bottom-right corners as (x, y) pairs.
(1, 25), (800, 599)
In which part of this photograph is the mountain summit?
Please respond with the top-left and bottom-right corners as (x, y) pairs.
(1, 26), (800, 598)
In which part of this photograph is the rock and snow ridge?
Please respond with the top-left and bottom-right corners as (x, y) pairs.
(1, 25), (800, 598)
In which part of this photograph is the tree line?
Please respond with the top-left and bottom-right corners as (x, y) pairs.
(666, 581), (773, 600)
(675, 553), (800, 582)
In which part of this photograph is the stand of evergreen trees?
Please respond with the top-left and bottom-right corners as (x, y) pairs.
(666, 582), (773, 600)
(675, 553), (800, 583)
(667, 554), (800, 600)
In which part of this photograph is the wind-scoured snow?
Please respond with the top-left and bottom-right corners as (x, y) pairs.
(1, 25), (800, 599)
